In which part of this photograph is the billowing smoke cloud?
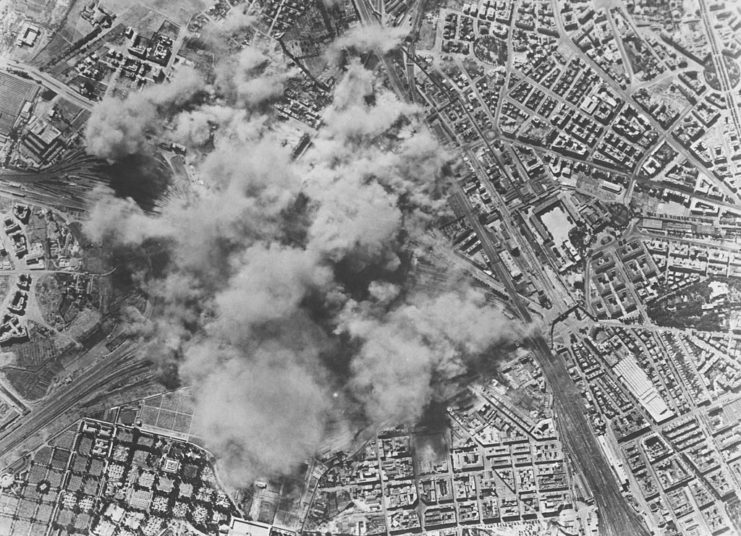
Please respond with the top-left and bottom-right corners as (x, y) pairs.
(198, 3), (257, 51)
(85, 35), (520, 484)
(327, 24), (408, 64)
(215, 47), (298, 107)
(341, 289), (522, 425)
(180, 341), (332, 482)
(321, 61), (418, 140)
(85, 67), (205, 160)
(214, 4), (256, 35)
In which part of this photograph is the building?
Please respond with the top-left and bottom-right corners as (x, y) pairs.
(16, 23), (40, 47)
(0, 71), (38, 140)
(128, 489), (153, 510)
(228, 519), (272, 536)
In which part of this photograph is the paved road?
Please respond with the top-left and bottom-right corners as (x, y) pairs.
(532, 337), (650, 536)
(697, 0), (741, 140)
(449, 143), (650, 536)
(0, 59), (94, 112)
(372, 19), (639, 528)
(0, 343), (152, 464)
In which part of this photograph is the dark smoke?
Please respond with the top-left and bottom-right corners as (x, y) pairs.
(82, 31), (523, 484)
(101, 154), (172, 212)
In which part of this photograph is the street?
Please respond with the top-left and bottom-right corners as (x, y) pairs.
(0, 343), (153, 466)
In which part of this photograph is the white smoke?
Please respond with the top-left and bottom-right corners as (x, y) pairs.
(84, 29), (520, 484)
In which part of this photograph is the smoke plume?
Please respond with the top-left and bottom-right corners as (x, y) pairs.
(85, 67), (205, 160)
(216, 47), (299, 107)
(327, 25), (408, 64)
(84, 35), (520, 483)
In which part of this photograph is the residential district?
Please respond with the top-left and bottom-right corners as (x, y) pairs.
(0, 0), (740, 535)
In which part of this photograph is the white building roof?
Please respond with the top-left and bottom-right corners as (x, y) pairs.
(229, 519), (272, 536)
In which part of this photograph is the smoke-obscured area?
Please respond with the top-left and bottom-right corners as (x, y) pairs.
(83, 28), (522, 484)
(99, 154), (173, 212)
